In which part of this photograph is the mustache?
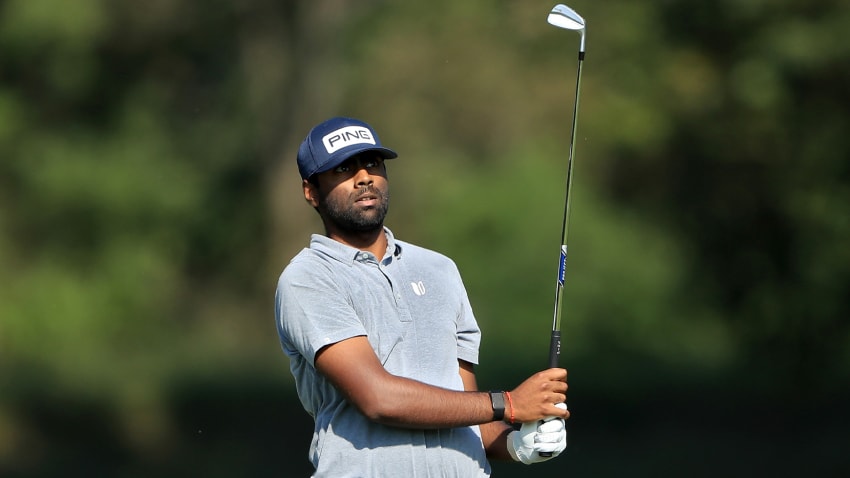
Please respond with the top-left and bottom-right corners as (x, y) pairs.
(353, 186), (386, 201)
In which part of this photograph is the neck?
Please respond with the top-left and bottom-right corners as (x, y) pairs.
(327, 227), (387, 259)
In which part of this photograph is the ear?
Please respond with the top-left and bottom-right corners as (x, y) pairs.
(303, 179), (320, 208)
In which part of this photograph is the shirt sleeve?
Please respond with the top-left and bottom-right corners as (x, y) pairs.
(449, 261), (481, 365)
(276, 259), (366, 366)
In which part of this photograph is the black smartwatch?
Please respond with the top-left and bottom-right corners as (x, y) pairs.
(489, 391), (505, 421)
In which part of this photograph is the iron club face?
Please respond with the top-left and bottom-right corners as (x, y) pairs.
(547, 4), (586, 52)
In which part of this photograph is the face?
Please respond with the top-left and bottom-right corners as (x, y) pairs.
(305, 153), (390, 235)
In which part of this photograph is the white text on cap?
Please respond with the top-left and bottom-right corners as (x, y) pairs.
(322, 126), (376, 154)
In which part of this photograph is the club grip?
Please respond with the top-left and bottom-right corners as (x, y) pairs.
(548, 330), (561, 369)
(539, 331), (563, 458)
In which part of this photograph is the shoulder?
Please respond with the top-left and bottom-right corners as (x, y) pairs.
(395, 238), (458, 268)
(279, 247), (349, 289)
(394, 239), (466, 286)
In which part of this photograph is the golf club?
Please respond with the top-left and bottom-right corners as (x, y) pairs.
(542, 6), (585, 456)
(546, 3), (585, 372)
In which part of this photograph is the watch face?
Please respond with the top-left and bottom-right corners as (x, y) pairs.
(490, 391), (506, 420)
(490, 392), (505, 407)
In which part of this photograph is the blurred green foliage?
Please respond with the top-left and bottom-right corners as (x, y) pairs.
(1, 0), (848, 476)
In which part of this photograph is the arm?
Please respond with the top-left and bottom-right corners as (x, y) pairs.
(314, 336), (568, 429)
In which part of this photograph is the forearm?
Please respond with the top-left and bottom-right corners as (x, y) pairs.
(354, 373), (497, 429)
(480, 421), (514, 460)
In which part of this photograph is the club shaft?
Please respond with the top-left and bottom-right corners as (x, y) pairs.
(548, 50), (584, 369)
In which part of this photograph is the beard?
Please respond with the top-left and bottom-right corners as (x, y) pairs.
(317, 185), (390, 233)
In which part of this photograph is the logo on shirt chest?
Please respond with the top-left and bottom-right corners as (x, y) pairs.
(410, 281), (426, 296)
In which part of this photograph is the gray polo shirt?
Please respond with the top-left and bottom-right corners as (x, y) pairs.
(275, 228), (489, 477)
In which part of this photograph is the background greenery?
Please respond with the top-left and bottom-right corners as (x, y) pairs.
(1, 0), (848, 476)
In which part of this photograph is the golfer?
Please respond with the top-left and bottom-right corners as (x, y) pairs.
(275, 117), (569, 477)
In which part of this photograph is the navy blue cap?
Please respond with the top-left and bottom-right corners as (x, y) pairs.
(297, 117), (398, 180)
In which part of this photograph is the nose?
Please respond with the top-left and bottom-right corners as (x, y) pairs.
(352, 161), (374, 187)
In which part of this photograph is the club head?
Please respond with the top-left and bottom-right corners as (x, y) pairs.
(547, 4), (586, 52)
(547, 4), (584, 31)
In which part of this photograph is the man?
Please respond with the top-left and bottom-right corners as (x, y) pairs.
(275, 117), (569, 477)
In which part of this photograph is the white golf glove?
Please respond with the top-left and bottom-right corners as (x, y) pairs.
(507, 403), (567, 464)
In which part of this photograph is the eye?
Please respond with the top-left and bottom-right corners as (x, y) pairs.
(333, 156), (383, 174)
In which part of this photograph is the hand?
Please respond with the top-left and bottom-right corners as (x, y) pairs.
(508, 368), (569, 422)
(507, 403), (568, 464)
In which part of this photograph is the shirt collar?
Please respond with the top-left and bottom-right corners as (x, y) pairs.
(309, 227), (403, 265)
(384, 227), (403, 264)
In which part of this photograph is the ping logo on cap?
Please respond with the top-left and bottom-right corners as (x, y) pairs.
(322, 126), (376, 154)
